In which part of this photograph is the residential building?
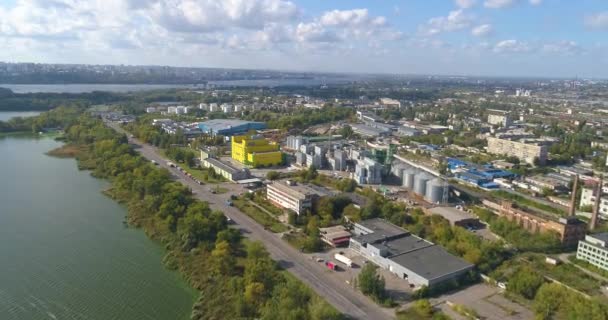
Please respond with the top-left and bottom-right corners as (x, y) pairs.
(580, 187), (608, 218)
(577, 233), (608, 272)
(231, 134), (283, 167)
(349, 219), (474, 288)
(266, 180), (322, 215)
(487, 137), (548, 165)
(487, 109), (512, 127)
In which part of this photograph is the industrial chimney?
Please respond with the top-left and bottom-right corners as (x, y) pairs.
(590, 178), (603, 231)
(569, 175), (579, 217)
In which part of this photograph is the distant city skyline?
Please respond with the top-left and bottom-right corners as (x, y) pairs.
(0, 0), (607, 78)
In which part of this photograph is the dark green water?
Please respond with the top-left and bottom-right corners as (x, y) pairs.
(0, 135), (196, 320)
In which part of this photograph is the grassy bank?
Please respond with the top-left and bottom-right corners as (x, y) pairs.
(46, 144), (85, 158)
(233, 198), (288, 233)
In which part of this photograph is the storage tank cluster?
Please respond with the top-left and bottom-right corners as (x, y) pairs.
(425, 179), (446, 204)
(394, 162), (448, 204)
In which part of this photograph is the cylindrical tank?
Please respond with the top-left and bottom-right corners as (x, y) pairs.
(403, 169), (417, 189)
(414, 173), (430, 196)
(425, 179), (445, 204)
(393, 166), (406, 180)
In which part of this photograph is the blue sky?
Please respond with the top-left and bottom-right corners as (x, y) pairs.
(0, 0), (607, 77)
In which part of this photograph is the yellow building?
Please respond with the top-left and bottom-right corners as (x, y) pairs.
(231, 134), (283, 167)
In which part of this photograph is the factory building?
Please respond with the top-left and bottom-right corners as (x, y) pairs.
(200, 157), (251, 182)
(353, 158), (383, 184)
(231, 134), (283, 167)
(482, 200), (586, 246)
(349, 219), (474, 288)
(198, 119), (267, 136)
(285, 136), (305, 151)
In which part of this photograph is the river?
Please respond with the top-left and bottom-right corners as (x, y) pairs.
(0, 128), (196, 319)
(0, 111), (41, 121)
(0, 77), (354, 93)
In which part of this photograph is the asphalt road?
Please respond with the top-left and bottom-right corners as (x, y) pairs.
(108, 122), (394, 320)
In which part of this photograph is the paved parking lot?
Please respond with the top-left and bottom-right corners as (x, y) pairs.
(306, 248), (414, 304)
(431, 283), (534, 320)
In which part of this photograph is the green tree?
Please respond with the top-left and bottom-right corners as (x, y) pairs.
(340, 125), (354, 138)
(507, 267), (544, 299)
(211, 240), (236, 276)
(357, 263), (387, 302)
(266, 171), (281, 180)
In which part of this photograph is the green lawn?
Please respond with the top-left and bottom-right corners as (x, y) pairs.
(233, 199), (288, 233)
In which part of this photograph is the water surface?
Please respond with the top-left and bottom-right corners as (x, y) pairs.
(0, 111), (40, 121)
(0, 136), (196, 320)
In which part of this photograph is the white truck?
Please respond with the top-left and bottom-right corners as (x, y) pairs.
(334, 253), (353, 268)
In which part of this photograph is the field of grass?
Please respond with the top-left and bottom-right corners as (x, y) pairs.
(492, 253), (605, 297)
(233, 198), (288, 233)
(282, 231), (308, 251)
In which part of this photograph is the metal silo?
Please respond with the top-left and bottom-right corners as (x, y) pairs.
(403, 169), (417, 189)
(413, 173), (430, 196)
(425, 179), (445, 204)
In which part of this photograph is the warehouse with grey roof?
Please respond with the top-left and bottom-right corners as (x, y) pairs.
(349, 218), (474, 288)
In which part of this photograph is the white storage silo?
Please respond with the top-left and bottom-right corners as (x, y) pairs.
(413, 173), (431, 196)
(403, 169), (417, 189)
(425, 179), (445, 204)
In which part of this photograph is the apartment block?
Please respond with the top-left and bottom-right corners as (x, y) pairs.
(487, 137), (547, 165)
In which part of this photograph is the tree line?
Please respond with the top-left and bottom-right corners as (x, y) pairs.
(47, 107), (343, 320)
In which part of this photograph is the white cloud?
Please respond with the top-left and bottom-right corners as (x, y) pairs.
(455, 0), (477, 9)
(319, 9), (386, 28)
(493, 39), (531, 53)
(295, 22), (340, 43)
(542, 41), (581, 55)
(420, 10), (473, 35)
(484, 0), (518, 9)
(585, 12), (608, 30)
(471, 24), (493, 37)
(529, 0), (542, 5)
(148, 0), (299, 33)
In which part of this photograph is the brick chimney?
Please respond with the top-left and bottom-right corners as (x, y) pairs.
(590, 178), (603, 231)
(569, 175), (579, 217)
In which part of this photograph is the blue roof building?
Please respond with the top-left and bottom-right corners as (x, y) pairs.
(198, 119), (267, 136)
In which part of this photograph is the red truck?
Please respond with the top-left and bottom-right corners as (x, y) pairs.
(325, 261), (337, 271)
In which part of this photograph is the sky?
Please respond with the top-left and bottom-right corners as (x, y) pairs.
(0, 0), (607, 78)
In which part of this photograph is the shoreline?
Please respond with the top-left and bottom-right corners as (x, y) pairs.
(48, 138), (199, 320)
